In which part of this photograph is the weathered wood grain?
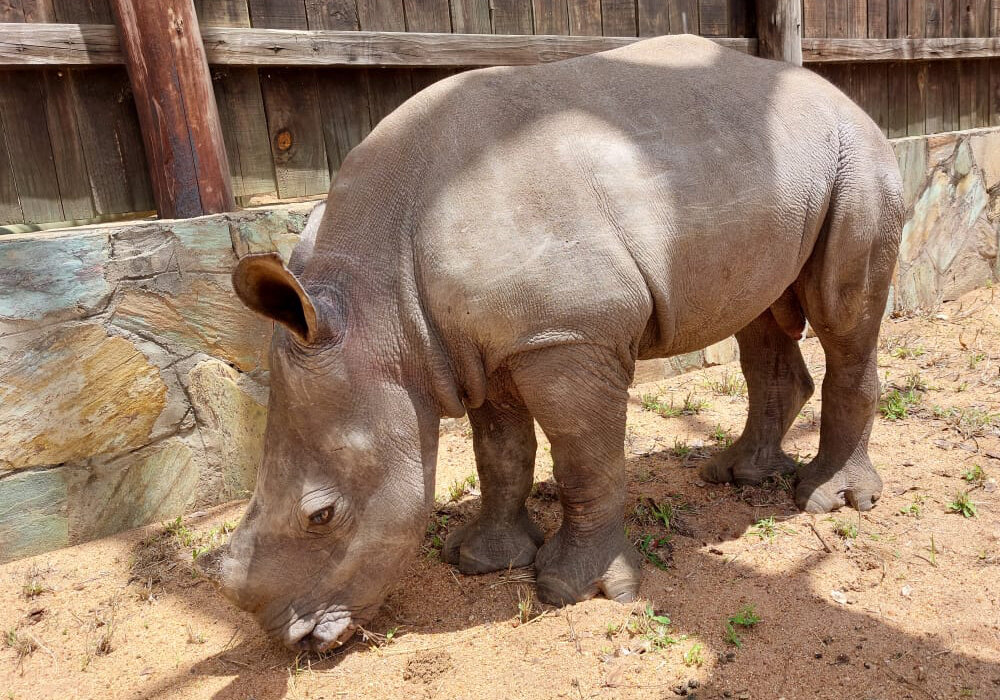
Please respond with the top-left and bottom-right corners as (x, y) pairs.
(304, 0), (359, 29)
(887, 60), (908, 137)
(868, 0), (888, 39)
(668, 0), (697, 34)
(803, 0), (825, 37)
(802, 36), (1000, 62)
(247, 0), (307, 29)
(637, 0), (669, 36)
(602, 0), (637, 36)
(450, 0), (491, 33)
(0, 119), (21, 223)
(533, 0), (569, 34)
(757, 0), (801, 65)
(698, 0), (727, 36)
(0, 71), (62, 222)
(213, 66), (277, 200)
(259, 67), (330, 197)
(491, 0), (534, 34)
(42, 69), (95, 219)
(887, 0), (906, 38)
(193, 0), (250, 26)
(906, 61), (928, 135)
(316, 67), (370, 174)
(70, 67), (153, 214)
(404, 0), (451, 32)
(357, 0), (406, 31)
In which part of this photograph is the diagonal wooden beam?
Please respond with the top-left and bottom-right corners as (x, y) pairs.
(108, 1), (235, 218)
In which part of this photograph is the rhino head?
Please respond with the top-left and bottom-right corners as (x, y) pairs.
(198, 244), (445, 653)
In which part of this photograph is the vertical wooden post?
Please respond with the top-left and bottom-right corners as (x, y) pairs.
(110, 0), (235, 218)
(756, 0), (803, 66)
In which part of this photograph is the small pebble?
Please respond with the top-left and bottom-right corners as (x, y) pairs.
(814, 652), (823, 659)
(687, 679), (700, 689)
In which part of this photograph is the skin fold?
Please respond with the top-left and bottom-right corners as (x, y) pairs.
(198, 34), (904, 652)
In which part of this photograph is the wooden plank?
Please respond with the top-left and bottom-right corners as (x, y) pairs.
(110, 0), (234, 218)
(51, 0), (112, 22)
(0, 72), (63, 222)
(491, 0), (533, 34)
(942, 0), (958, 37)
(357, 0), (406, 31)
(729, 0), (751, 37)
(959, 58), (991, 128)
(42, 69), (95, 219)
(801, 36), (1000, 61)
(847, 0), (866, 37)
(315, 68), (371, 176)
(887, 0), (906, 38)
(868, 62), (889, 133)
(993, 0), (1000, 36)
(247, 0), (307, 29)
(304, 0), (359, 29)
(925, 59), (944, 132)
(194, 0), (251, 26)
(602, 0), (637, 36)
(213, 67), (276, 200)
(803, 0), (825, 37)
(887, 61), (908, 137)
(404, 0), (451, 32)
(925, 0), (943, 38)
(942, 59), (959, 130)
(637, 0), (669, 36)
(699, 0), (728, 36)
(450, 0), (491, 33)
(669, 0), (698, 34)
(906, 61), (928, 135)
(70, 68), (153, 214)
(567, 0), (601, 35)
(0, 24), (122, 65)
(757, 0), (801, 65)
(259, 68), (329, 197)
(365, 67), (413, 125)
(534, 0), (570, 34)
(868, 0), (888, 39)
(1, 24), (776, 67)
(991, 59), (1000, 124)
(909, 0), (927, 38)
(0, 117), (21, 224)
(964, 0), (990, 37)
(827, 0), (848, 38)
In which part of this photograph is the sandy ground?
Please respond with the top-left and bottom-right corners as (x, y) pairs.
(2, 286), (999, 700)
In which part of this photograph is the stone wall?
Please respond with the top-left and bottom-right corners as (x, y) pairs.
(0, 205), (310, 562)
(2, 127), (999, 564)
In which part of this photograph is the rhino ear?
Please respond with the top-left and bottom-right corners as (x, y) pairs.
(233, 252), (320, 344)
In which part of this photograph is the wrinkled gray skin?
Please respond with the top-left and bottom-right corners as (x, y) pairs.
(199, 35), (903, 653)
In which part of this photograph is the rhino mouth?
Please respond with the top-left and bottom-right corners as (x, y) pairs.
(282, 609), (357, 653)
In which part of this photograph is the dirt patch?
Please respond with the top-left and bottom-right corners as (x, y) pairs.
(2, 287), (999, 699)
(403, 651), (453, 683)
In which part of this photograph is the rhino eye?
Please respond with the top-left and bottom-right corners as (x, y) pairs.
(309, 508), (333, 526)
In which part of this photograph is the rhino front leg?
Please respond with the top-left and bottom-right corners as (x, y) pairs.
(443, 401), (544, 573)
(700, 308), (814, 485)
(511, 345), (641, 606)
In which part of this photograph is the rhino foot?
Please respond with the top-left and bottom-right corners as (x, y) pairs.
(699, 437), (798, 485)
(795, 457), (883, 513)
(533, 527), (641, 606)
(442, 508), (544, 574)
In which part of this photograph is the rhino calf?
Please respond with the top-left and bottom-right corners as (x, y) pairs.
(202, 34), (903, 652)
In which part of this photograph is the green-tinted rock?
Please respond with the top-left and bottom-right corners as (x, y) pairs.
(113, 278), (273, 373)
(0, 230), (109, 328)
(187, 359), (267, 501)
(65, 439), (198, 543)
(0, 468), (68, 564)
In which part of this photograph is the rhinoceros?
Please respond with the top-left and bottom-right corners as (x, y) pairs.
(200, 34), (903, 653)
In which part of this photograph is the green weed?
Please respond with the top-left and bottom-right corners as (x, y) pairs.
(948, 491), (978, 518)
(724, 605), (762, 648)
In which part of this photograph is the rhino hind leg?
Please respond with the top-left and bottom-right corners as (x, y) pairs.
(700, 307), (814, 486)
(510, 345), (641, 606)
(443, 401), (544, 574)
(791, 163), (902, 513)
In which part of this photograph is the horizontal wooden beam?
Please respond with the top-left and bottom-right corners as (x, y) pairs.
(199, 28), (756, 66)
(0, 23), (755, 67)
(0, 23), (121, 65)
(4, 25), (1000, 68)
(802, 37), (1000, 62)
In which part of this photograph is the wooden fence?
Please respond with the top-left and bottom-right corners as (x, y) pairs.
(1, 0), (1000, 226)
